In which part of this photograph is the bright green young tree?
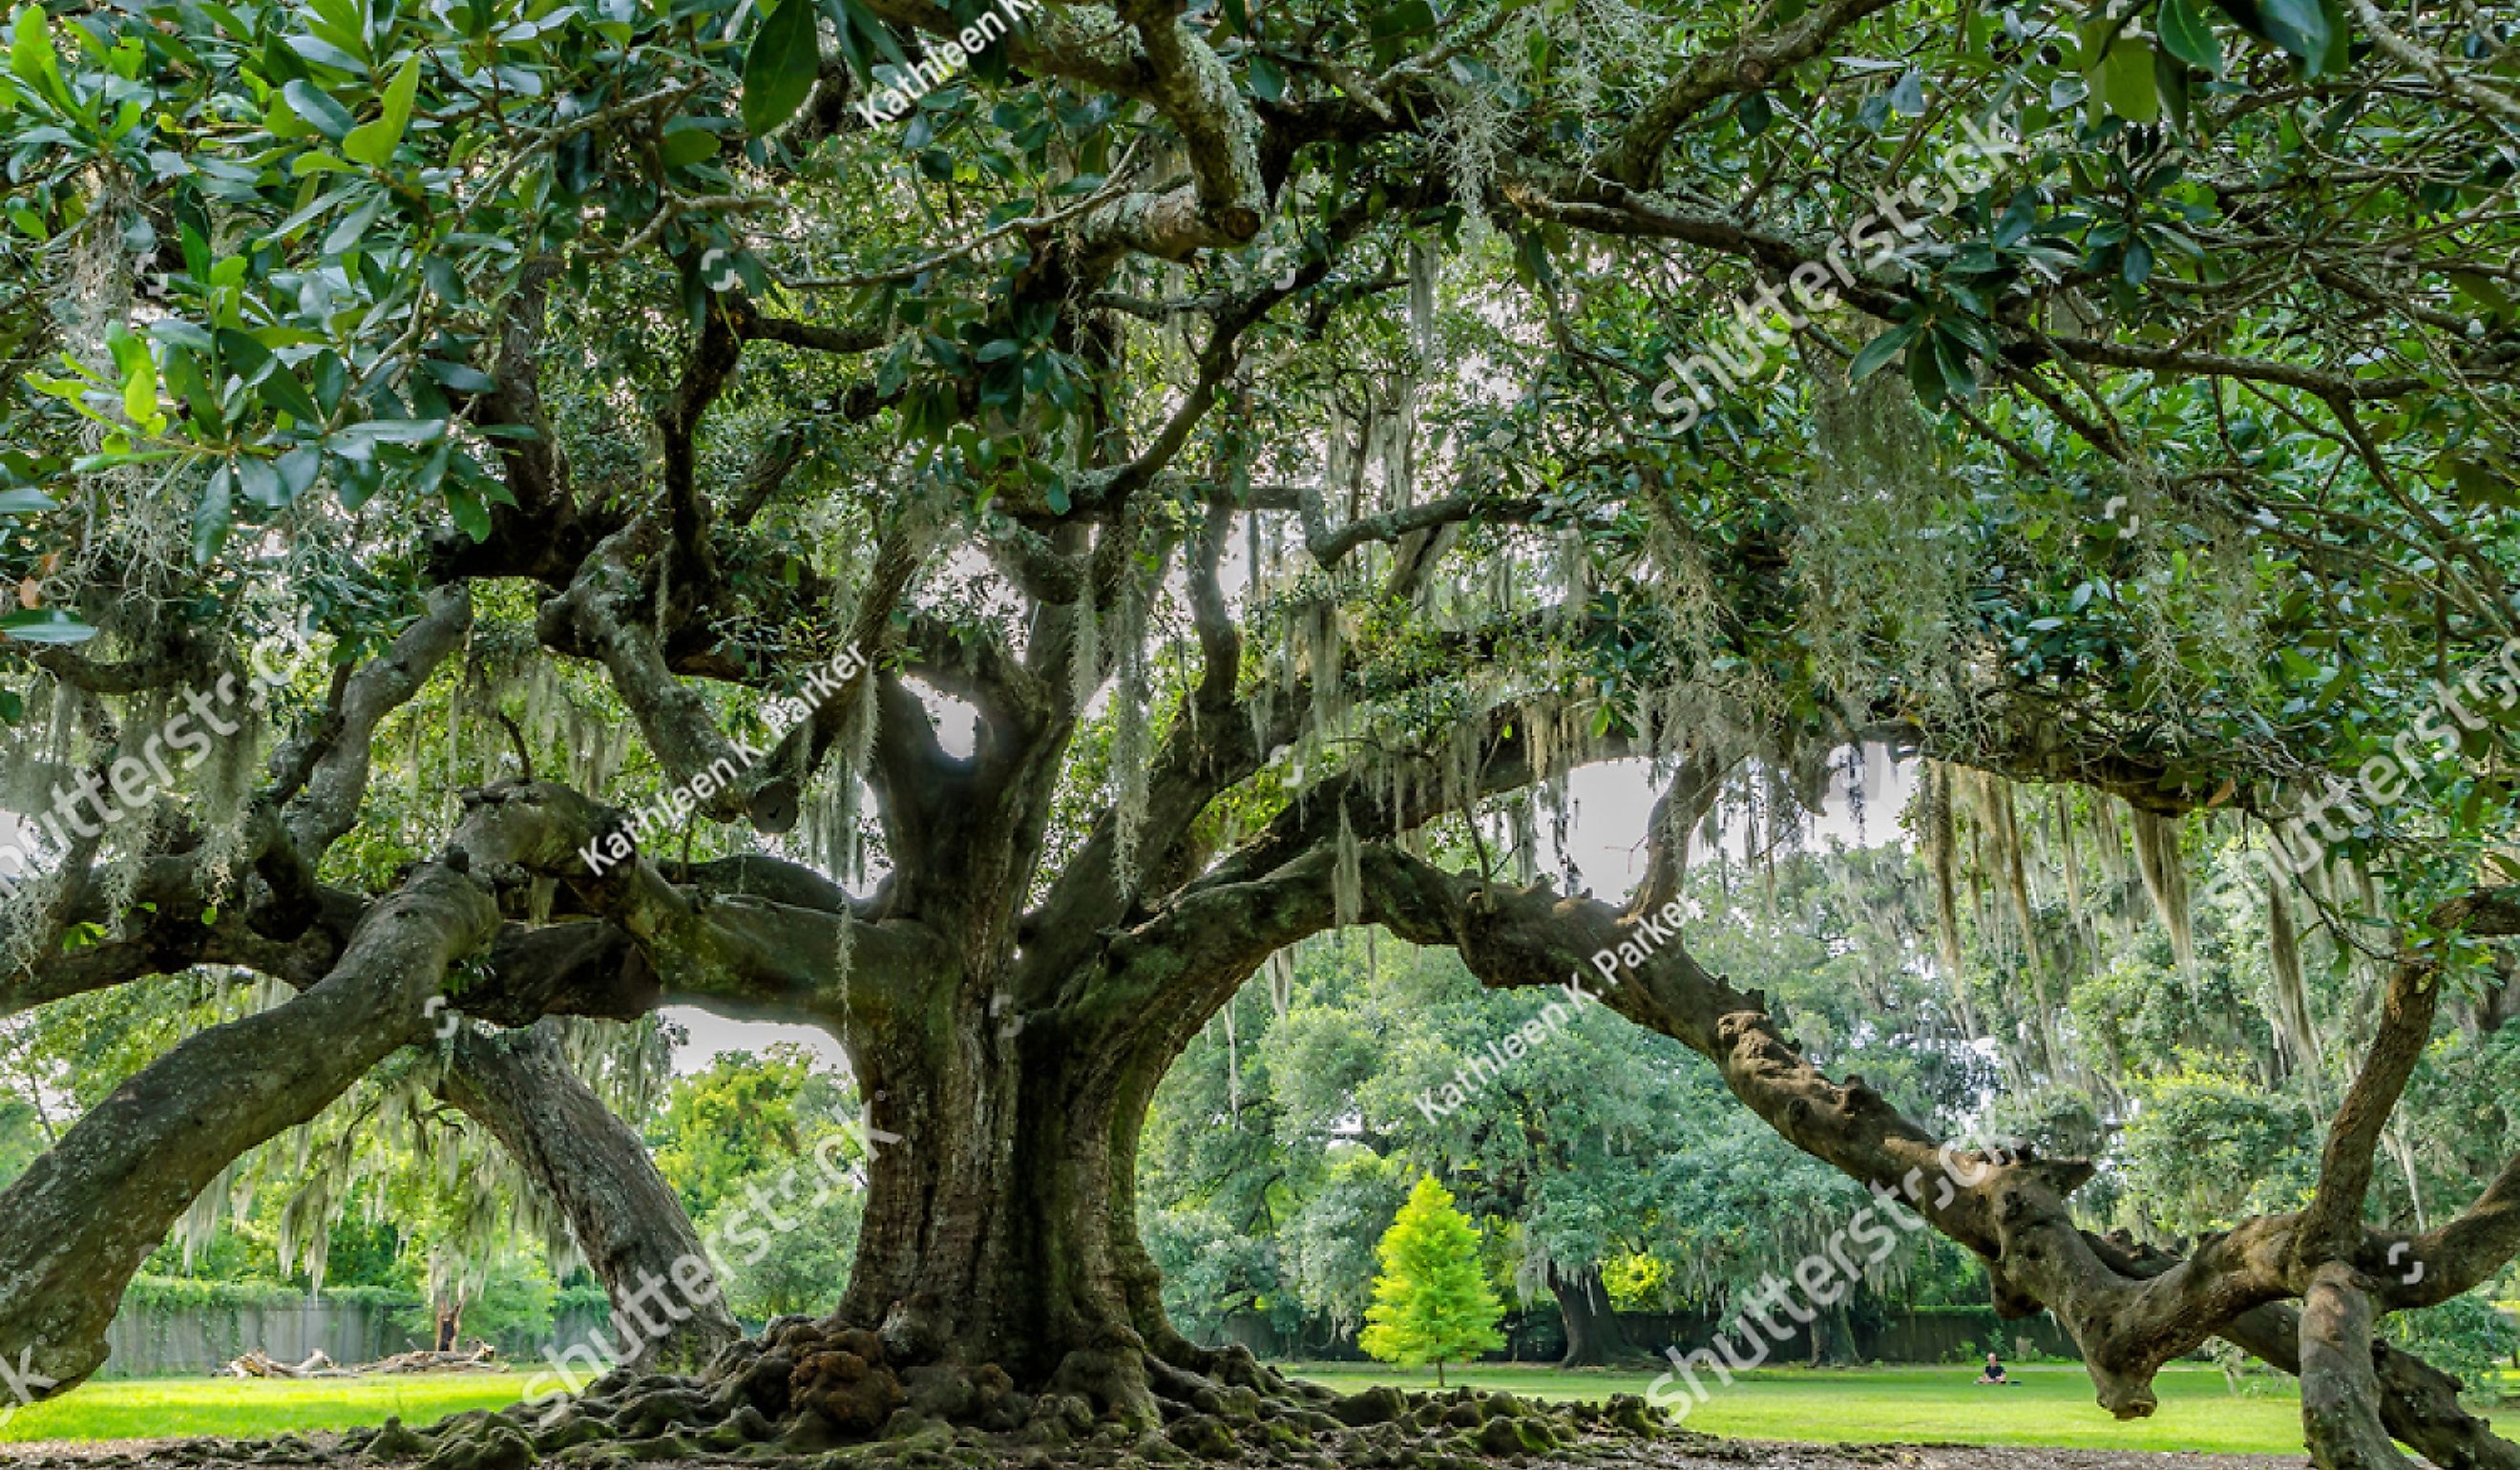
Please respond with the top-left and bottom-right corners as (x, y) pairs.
(1359, 1175), (1505, 1388)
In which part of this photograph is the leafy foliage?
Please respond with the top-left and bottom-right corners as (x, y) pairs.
(1357, 1175), (1506, 1383)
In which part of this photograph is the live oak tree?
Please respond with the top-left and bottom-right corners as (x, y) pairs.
(4, 0), (2520, 1463)
(1358, 1173), (1507, 1389)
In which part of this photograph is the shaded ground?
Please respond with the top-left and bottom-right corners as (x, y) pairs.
(0, 1377), (536, 1447)
(0, 1367), (2349, 1470)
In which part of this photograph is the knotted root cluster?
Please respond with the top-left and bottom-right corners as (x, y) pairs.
(332, 1316), (1689, 1469)
(7, 1319), (1692, 1470)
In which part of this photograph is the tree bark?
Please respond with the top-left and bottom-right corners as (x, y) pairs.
(2222, 1303), (2520, 1470)
(2300, 1263), (2414, 1470)
(829, 984), (1186, 1423)
(441, 1020), (739, 1373)
(1550, 1268), (1633, 1368)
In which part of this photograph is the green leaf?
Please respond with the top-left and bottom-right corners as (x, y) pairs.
(276, 446), (324, 502)
(215, 326), (275, 384)
(2155, 46), (2192, 133)
(0, 608), (96, 644)
(1846, 323), (1918, 385)
(2156, 0), (2223, 73)
(162, 346), (215, 428)
(1931, 329), (1978, 400)
(2315, 0), (2350, 75)
(193, 464), (234, 563)
(1906, 327), (1950, 408)
(10, 8), (69, 111)
(257, 367), (323, 427)
(447, 485), (491, 539)
(2256, 0), (2332, 66)
(235, 455), (285, 509)
(284, 33), (365, 73)
(321, 189), (389, 256)
(1248, 53), (1285, 103)
(661, 119), (719, 168)
(109, 325), (159, 429)
(335, 454), (380, 510)
(416, 437), (453, 501)
(2101, 36), (2160, 124)
(421, 359), (496, 393)
(2123, 236), (2155, 285)
(2449, 270), (2513, 323)
(742, 0), (819, 136)
(342, 53), (420, 167)
(0, 487), (54, 514)
(283, 78), (355, 139)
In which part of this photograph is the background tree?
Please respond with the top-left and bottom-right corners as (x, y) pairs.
(1358, 1175), (1507, 1388)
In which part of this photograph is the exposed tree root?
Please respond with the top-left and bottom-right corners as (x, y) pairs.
(7, 1322), (1691, 1470)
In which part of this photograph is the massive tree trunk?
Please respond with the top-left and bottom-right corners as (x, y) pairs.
(2300, 1264), (2412, 1470)
(1550, 1268), (1634, 1369)
(827, 956), (1217, 1425)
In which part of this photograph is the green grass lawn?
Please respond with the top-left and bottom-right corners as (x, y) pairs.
(0, 1372), (537, 1444)
(0, 1363), (2509, 1454)
(1275, 1361), (2519, 1455)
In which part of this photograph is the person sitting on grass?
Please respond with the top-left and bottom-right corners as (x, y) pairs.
(1975, 1352), (2017, 1385)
